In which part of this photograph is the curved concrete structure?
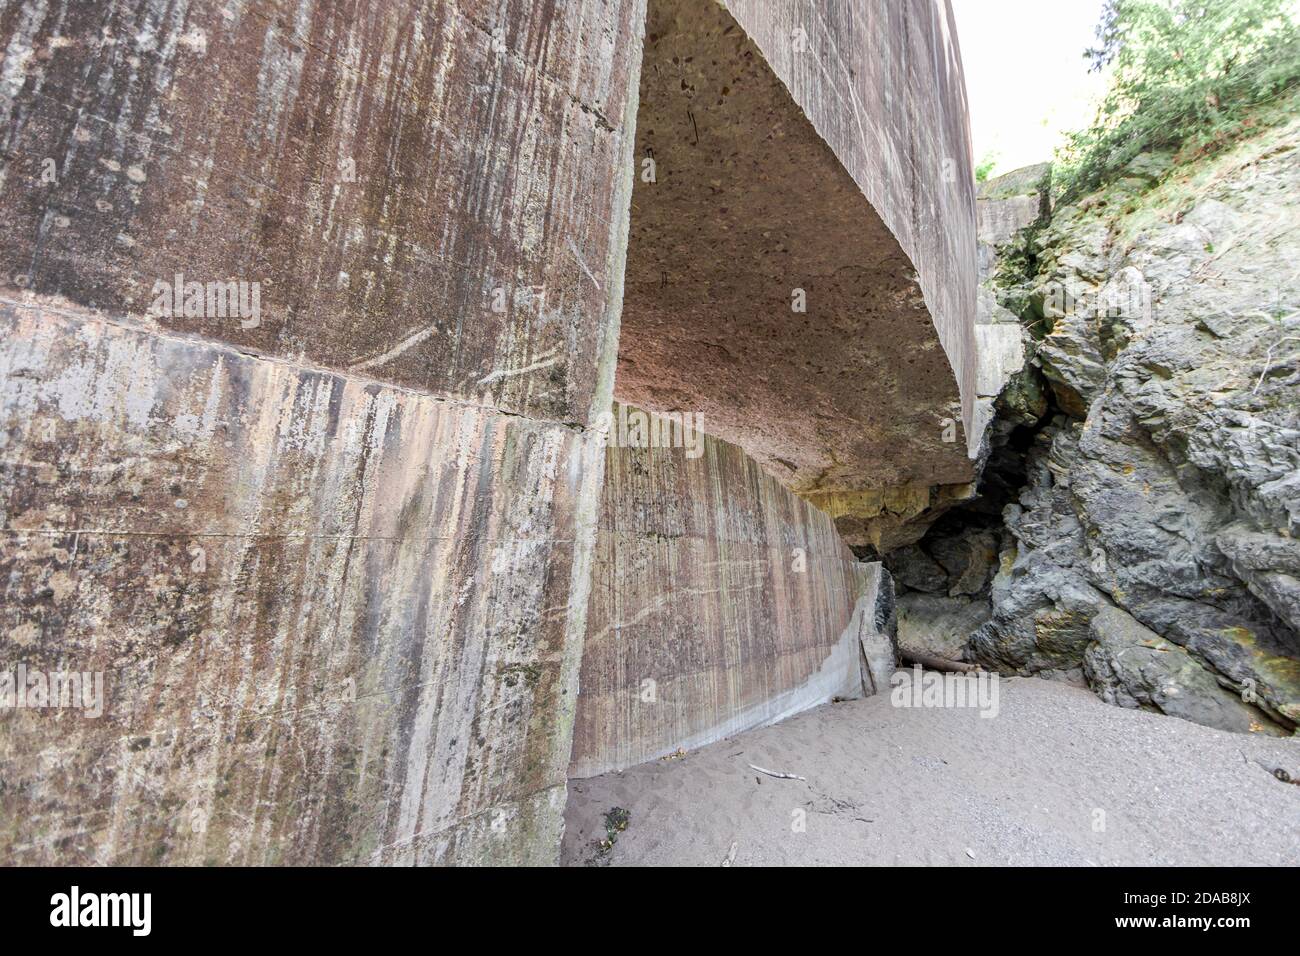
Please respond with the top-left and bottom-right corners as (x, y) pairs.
(574, 0), (980, 783)
(0, 0), (978, 865)
(617, 0), (979, 551)
(571, 404), (897, 779)
(0, 0), (645, 866)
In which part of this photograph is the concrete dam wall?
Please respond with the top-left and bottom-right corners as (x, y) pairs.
(0, 0), (645, 866)
(0, 0), (978, 865)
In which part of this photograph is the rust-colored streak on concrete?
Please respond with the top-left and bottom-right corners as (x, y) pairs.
(0, 0), (648, 865)
(0, 0), (642, 421)
(570, 404), (881, 778)
(615, 0), (978, 548)
(0, 298), (602, 863)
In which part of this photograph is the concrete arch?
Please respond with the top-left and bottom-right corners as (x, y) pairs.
(0, 0), (977, 864)
(572, 0), (980, 778)
(620, 0), (977, 527)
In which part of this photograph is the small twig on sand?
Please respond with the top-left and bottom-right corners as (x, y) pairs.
(749, 764), (806, 781)
(721, 841), (738, 867)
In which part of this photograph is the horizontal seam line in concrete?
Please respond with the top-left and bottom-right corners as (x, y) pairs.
(0, 293), (592, 434)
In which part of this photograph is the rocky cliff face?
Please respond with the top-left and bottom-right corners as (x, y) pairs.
(963, 110), (1300, 735)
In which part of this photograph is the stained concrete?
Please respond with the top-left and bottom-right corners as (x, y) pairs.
(723, 0), (979, 438)
(0, 0), (647, 866)
(0, 295), (607, 864)
(0, 0), (981, 866)
(570, 404), (894, 779)
(0, 0), (643, 421)
(616, 0), (980, 551)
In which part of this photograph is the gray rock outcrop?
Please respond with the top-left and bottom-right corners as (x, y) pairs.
(970, 117), (1300, 733)
(1084, 606), (1279, 733)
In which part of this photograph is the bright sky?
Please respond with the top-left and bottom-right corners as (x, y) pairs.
(951, 0), (1111, 177)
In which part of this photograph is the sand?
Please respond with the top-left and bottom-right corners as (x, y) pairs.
(562, 676), (1300, 866)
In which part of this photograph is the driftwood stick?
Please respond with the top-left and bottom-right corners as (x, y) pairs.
(748, 764), (806, 781)
(900, 649), (980, 674)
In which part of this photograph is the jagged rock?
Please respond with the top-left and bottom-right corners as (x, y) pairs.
(968, 427), (1111, 678)
(888, 545), (949, 593)
(973, 120), (1300, 733)
(1217, 525), (1300, 633)
(1034, 273), (1110, 416)
(1120, 151), (1174, 185)
(882, 507), (1000, 600)
(896, 592), (990, 663)
(860, 567), (901, 697)
(930, 529), (1000, 596)
(827, 481), (979, 554)
(995, 361), (1050, 427)
(1068, 376), (1299, 726)
(1083, 606), (1280, 734)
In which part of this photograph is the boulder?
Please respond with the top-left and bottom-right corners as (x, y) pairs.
(896, 592), (990, 663)
(859, 566), (901, 697)
(1084, 607), (1281, 735)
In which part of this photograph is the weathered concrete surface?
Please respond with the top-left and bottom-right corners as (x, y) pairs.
(2, 0), (985, 863)
(0, 296), (606, 863)
(0, 0), (647, 865)
(724, 0), (979, 439)
(0, 0), (643, 422)
(570, 405), (895, 779)
(614, 0), (980, 552)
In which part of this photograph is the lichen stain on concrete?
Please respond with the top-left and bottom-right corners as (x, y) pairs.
(570, 404), (893, 779)
(0, 0), (645, 422)
(0, 297), (607, 864)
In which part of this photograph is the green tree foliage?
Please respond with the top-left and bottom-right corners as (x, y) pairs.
(1055, 0), (1300, 199)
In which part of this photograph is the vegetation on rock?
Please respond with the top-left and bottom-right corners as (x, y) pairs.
(1055, 0), (1300, 200)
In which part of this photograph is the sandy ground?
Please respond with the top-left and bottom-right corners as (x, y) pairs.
(562, 677), (1300, 866)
